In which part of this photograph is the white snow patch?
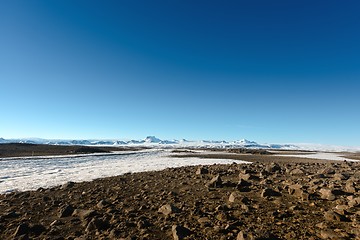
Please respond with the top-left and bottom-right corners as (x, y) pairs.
(277, 152), (358, 162)
(280, 143), (360, 153)
(0, 150), (249, 194)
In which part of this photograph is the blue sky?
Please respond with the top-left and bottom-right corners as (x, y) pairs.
(1, 1), (359, 145)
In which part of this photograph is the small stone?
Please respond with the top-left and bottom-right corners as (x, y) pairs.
(72, 209), (97, 219)
(96, 200), (109, 209)
(334, 205), (349, 215)
(42, 196), (50, 202)
(313, 173), (326, 179)
(289, 168), (304, 175)
(229, 192), (239, 203)
(215, 212), (228, 221)
(50, 220), (63, 226)
(284, 231), (297, 239)
(3, 211), (20, 219)
(14, 223), (29, 236)
(324, 211), (348, 222)
(60, 181), (75, 189)
(302, 192), (315, 201)
(213, 225), (221, 233)
(109, 229), (122, 238)
(196, 166), (209, 175)
(288, 184), (304, 197)
(333, 173), (349, 181)
(345, 180), (356, 193)
(158, 204), (180, 216)
(239, 173), (257, 181)
(85, 220), (96, 232)
(289, 205), (302, 211)
(319, 188), (336, 201)
(238, 178), (252, 186)
(137, 218), (151, 229)
(315, 222), (328, 229)
(241, 204), (250, 212)
(260, 179), (272, 185)
(265, 163), (282, 173)
(215, 204), (229, 211)
(237, 179), (252, 192)
(206, 175), (222, 188)
(259, 170), (269, 178)
(261, 188), (281, 198)
(318, 168), (335, 175)
(319, 229), (340, 239)
(59, 205), (74, 218)
(348, 197), (360, 207)
(31, 224), (46, 236)
(197, 217), (210, 226)
(237, 230), (255, 240)
(86, 218), (109, 232)
(172, 225), (192, 240)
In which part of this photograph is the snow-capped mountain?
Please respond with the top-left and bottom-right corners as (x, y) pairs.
(144, 136), (161, 143)
(0, 136), (264, 147)
(0, 136), (359, 152)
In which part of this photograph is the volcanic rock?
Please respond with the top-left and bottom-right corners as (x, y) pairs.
(206, 175), (223, 188)
(172, 225), (192, 240)
(324, 211), (348, 222)
(289, 168), (304, 175)
(348, 197), (360, 207)
(261, 188), (281, 198)
(333, 173), (349, 181)
(59, 205), (74, 218)
(237, 230), (255, 240)
(196, 166), (209, 175)
(319, 188), (336, 201)
(13, 223), (30, 237)
(158, 204), (180, 216)
(345, 180), (356, 193)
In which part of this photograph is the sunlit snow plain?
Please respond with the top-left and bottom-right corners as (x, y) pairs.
(0, 149), (249, 194)
(276, 152), (357, 161)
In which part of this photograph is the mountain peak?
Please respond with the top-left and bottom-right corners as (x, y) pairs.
(144, 136), (161, 143)
(235, 139), (256, 144)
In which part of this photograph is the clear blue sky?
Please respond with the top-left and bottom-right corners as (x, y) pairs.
(1, 1), (359, 145)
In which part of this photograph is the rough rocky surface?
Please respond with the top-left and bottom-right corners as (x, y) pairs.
(1, 160), (360, 239)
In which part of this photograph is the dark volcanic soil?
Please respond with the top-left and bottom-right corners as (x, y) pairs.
(341, 153), (360, 161)
(1, 160), (360, 239)
(0, 143), (146, 158)
(172, 152), (336, 164)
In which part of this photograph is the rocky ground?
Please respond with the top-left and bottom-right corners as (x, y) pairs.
(1, 156), (360, 239)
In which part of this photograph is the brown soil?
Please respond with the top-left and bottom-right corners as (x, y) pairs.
(340, 153), (360, 161)
(171, 152), (337, 164)
(0, 143), (147, 158)
(205, 148), (272, 155)
(269, 150), (316, 155)
(1, 152), (360, 239)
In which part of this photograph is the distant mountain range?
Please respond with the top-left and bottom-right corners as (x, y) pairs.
(0, 136), (266, 147)
(1, 136), (359, 152)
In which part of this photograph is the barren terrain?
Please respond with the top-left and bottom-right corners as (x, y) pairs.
(0, 143), (146, 158)
(0, 145), (359, 239)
